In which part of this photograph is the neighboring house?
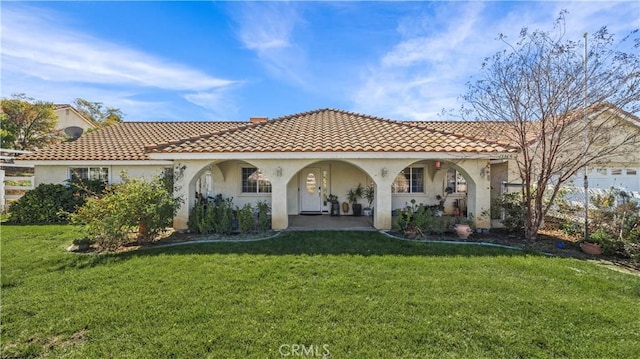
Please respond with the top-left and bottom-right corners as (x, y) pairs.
(53, 104), (98, 138)
(415, 104), (640, 197)
(16, 108), (518, 231)
(564, 104), (640, 194)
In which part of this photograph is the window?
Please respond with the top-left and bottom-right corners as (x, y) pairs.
(611, 169), (623, 176)
(627, 169), (637, 175)
(446, 169), (467, 193)
(392, 167), (424, 193)
(596, 168), (607, 175)
(241, 167), (271, 193)
(70, 167), (109, 183)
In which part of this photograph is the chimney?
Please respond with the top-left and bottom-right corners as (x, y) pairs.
(249, 116), (268, 124)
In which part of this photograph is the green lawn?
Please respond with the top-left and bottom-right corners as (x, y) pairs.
(1, 225), (639, 358)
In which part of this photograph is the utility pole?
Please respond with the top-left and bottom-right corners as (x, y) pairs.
(583, 32), (589, 242)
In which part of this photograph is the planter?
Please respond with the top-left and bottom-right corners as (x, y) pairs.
(352, 203), (362, 216)
(404, 228), (417, 239)
(580, 242), (603, 255)
(363, 208), (372, 216)
(330, 201), (340, 216)
(455, 224), (472, 239)
(342, 202), (349, 214)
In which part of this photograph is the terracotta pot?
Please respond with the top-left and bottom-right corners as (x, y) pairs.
(404, 228), (417, 239)
(455, 224), (472, 239)
(580, 242), (603, 255)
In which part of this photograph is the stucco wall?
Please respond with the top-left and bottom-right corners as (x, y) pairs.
(54, 108), (94, 132)
(33, 164), (168, 186)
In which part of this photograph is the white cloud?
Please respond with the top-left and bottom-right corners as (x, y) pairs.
(232, 2), (307, 85)
(0, 4), (237, 119)
(350, 1), (638, 121)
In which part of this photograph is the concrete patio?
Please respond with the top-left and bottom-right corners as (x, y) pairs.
(287, 214), (375, 231)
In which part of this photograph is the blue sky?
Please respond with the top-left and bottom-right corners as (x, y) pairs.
(1, 1), (638, 122)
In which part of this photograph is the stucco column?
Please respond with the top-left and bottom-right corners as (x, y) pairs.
(464, 161), (492, 229)
(270, 179), (288, 230)
(172, 160), (213, 231)
(373, 176), (394, 230)
(173, 168), (190, 231)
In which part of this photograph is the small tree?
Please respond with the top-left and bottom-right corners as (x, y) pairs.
(461, 12), (640, 240)
(73, 173), (182, 250)
(1, 94), (62, 150)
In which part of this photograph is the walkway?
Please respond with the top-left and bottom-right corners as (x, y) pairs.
(287, 214), (375, 231)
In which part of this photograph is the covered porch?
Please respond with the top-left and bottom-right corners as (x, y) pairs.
(287, 214), (375, 231)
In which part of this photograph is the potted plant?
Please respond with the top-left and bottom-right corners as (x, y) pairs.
(363, 184), (374, 216)
(327, 194), (340, 216)
(347, 183), (364, 216)
(580, 228), (607, 255)
(455, 215), (474, 239)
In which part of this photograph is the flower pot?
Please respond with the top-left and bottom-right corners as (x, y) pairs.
(580, 242), (603, 255)
(404, 228), (417, 239)
(330, 201), (340, 216)
(363, 208), (372, 216)
(455, 224), (472, 239)
(352, 203), (362, 216)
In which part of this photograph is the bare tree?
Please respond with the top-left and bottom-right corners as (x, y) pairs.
(462, 12), (640, 240)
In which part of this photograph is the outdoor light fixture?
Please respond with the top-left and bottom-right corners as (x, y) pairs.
(276, 166), (283, 177)
(435, 161), (441, 170)
(381, 167), (388, 177)
(480, 163), (490, 177)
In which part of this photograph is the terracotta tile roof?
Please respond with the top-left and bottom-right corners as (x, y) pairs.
(17, 122), (241, 161)
(147, 109), (518, 154)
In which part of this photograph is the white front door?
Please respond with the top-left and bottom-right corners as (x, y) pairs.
(300, 168), (322, 213)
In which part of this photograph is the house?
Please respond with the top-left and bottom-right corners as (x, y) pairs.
(53, 104), (98, 138)
(15, 108), (518, 231)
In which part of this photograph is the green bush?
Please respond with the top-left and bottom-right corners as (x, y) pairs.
(188, 197), (235, 234)
(73, 174), (182, 250)
(257, 200), (271, 231)
(588, 188), (639, 261)
(493, 192), (525, 235)
(188, 201), (212, 234)
(237, 203), (255, 233)
(7, 184), (82, 224)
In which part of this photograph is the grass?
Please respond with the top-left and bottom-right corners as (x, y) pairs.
(1, 225), (639, 358)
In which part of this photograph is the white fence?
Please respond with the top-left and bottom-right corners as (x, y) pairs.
(1, 149), (35, 211)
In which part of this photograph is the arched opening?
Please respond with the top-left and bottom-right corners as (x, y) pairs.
(390, 159), (475, 216)
(286, 159), (376, 230)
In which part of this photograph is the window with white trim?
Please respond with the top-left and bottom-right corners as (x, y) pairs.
(611, 169), (623, 176)
(446, 169), (467, 193)
(392, 167), (424, 193)
(69, 167), (109, 183)
(627, 169), (637, 175)
(241, 167), (271, 193)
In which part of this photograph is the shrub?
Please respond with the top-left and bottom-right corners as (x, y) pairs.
(587, 188), (639, 261)
(492, 192), (525, 235)
(7, 184), (82, 224)
(73, 174), (182, 250)
(213, 198), (234, 234)
(188, 196), (234, 234)
(257, 200), (271, 231)
(188, 201), (212, 234)
(237, 203), (255, 233)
